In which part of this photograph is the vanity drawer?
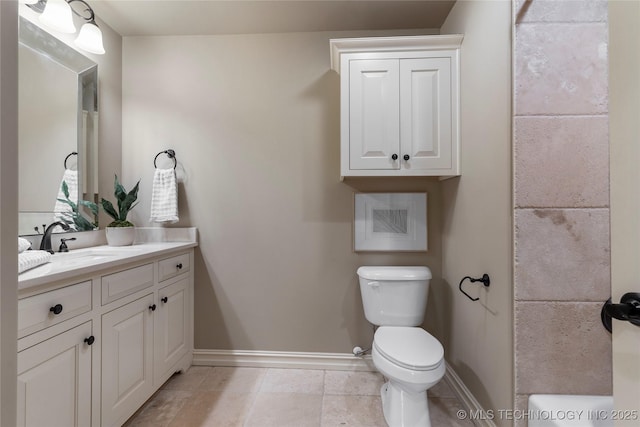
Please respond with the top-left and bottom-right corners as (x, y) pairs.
(102, 263), (154, 305)
(18, 281), (92, 338)
(158, 253), (190, 282)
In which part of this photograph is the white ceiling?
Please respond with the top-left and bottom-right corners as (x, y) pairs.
(90, 0), (456, 37)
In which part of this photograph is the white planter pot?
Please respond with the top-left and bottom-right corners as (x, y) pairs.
(105, 226), (135, 246)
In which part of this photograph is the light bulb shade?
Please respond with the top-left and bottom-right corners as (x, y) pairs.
(74, 22), (105, 55)
(39, 0), (76, 34)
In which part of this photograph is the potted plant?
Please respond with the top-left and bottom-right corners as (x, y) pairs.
(57, 180), (100, 231)
(101, 175), (140, 246)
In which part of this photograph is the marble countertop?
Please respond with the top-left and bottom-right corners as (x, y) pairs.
(18, 227), (198, 292)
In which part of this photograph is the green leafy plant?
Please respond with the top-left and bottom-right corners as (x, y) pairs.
(101, 175), (140, 227)
(57, 180), (99, 231)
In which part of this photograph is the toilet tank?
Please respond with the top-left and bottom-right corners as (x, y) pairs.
(357, 266), (432, 327)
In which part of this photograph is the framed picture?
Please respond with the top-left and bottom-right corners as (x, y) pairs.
(354, 192), (427, 252)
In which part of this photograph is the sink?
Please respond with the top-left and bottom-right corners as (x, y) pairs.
(51, 246), (143, 265)
(87, 246), (144, 256)
(51, 251), (117, 266)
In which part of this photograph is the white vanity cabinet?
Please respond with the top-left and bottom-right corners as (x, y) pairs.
(330, 35), (463, 179)
(17, 280), (95, 427)
(17, 245), (195, 427)
(101, 293), (155, 427)
(154, 276), (190, 384)
(100, 252), (193, 427)
(17, 321), (93, 427)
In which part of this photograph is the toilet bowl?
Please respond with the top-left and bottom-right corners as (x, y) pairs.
(357, 266), (445, 427)
(372, 326), (445, 427)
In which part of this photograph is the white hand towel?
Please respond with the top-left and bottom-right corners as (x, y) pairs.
(150, 168), (179, 224)
(18, 237), (31, 253)
(53, 169), (78, 224)
(18, 250), (51, 274)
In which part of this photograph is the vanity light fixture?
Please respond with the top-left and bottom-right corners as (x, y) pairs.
(25, 0), (105, 55)
(39, 0), (76, 33)
(20, 0), (41, 6)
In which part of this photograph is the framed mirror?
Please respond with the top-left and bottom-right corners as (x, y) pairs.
(18, 16), (99, 236)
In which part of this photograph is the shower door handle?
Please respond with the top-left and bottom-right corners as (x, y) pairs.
(601, 293), (640, 333)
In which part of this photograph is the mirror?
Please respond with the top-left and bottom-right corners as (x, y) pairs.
(18, 16), (99, 236)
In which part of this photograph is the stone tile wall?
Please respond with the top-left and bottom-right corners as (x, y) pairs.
(513, 0), (611, 422)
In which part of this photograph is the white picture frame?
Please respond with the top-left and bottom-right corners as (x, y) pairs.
(354, 192), (427, 252)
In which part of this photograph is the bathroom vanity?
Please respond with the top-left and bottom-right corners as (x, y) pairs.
(17, 237), (196, 427)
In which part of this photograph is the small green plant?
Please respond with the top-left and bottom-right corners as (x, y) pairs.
(101, 175), (140, 227)
(57, 180), (99, 231)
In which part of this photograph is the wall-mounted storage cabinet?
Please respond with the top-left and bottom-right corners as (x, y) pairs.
(330, 35), (463, 179)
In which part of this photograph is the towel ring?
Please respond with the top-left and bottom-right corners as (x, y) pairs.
(153, 149), (177, 169)
(64, 152), (78, 169)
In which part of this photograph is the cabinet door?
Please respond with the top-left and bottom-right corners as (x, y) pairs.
(349, 59), (400, 170)
(101, 294), (154, 427)
(154, 278), (189, 384)
(17, 321), (92, 427)
(400, 57), (453, 171)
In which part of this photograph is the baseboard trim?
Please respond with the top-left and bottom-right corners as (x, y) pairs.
(444, 362), (497, 427)
(193, 349), (376, 371)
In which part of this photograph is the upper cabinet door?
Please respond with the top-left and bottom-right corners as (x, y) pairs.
(348, 59), (400, 170)
(400, 57), (452, 171)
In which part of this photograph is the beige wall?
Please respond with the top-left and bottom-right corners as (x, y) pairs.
(121, 29), (446, 352)
(512, 0), (611, 420)
(609, 0), (640, 413)
(439, 0), (513, 422)
(0, 1), (19, 425)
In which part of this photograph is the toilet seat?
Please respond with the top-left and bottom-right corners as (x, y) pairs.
(374, 326), (444, 371)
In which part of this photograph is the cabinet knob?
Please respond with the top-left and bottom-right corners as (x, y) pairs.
(161, 297), (168, 304)
(403, 154), (410, 161)
(176, 263), (183, 270)
(49, 304), (63, 315)
(84, 336), (95, 346)
(149, 304), (157, 312)
(391, 154), (398, 161)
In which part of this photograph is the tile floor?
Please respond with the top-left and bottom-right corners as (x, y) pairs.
(124, 366), (474, 426)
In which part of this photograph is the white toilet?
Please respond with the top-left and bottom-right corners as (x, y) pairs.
(357, 266), (445, 427)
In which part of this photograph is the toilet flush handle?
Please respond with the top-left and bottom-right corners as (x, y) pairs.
(367, 281), (380, 288)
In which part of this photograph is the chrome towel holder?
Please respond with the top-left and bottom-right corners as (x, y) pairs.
(459, 274), (491, 302)
(153, 149), (177, 169)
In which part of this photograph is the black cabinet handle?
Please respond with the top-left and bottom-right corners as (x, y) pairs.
(391, 154), (398, 161)
(50, 304), (63, 315)
(161, 297), (168, 304)
(176, 263), (183, 270)
(84, 336), (95, 345)
(403, 154), (410, 161)
(149, 304), (157, 312)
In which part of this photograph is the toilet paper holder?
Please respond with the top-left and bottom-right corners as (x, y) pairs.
(459, 274), (491, 301)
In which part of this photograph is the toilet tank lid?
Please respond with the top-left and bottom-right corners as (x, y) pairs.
(357, 266), (432, 281)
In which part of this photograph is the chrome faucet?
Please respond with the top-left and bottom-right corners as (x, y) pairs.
(39, 222), (71, 254)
